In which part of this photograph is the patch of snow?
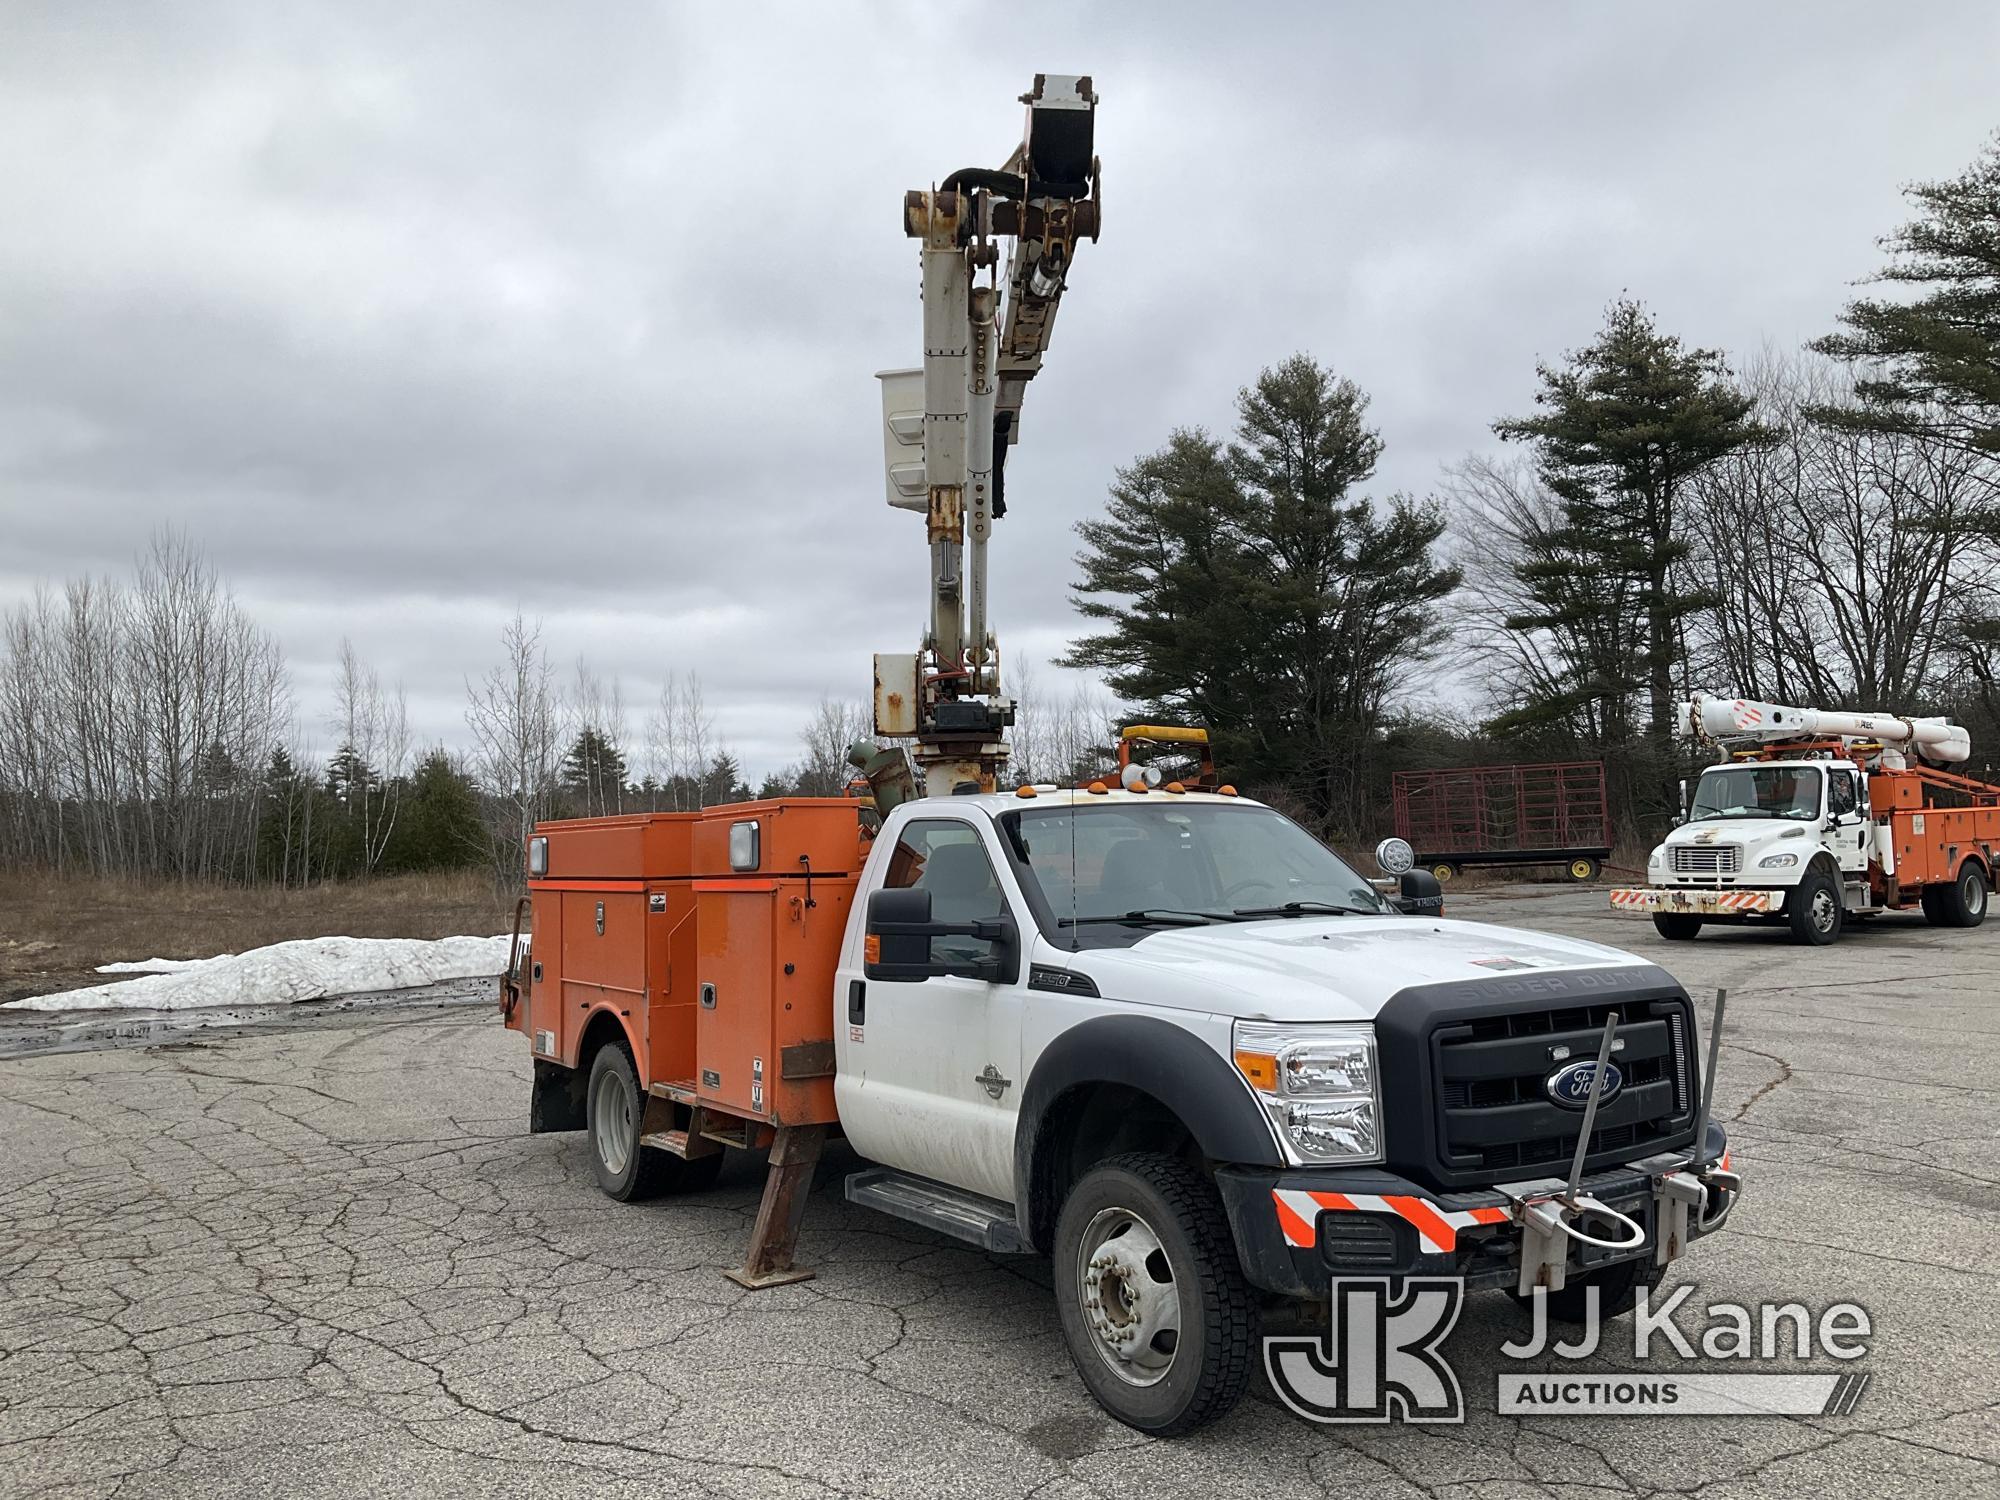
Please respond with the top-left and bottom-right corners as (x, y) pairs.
(9, 935), (512, 1013)
(95, 956), (233, 974)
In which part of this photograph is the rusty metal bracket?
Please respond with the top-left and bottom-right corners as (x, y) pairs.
(727, 1124), (827, 1290)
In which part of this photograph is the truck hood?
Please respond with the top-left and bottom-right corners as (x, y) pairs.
(1060, 916), (1648, 1023)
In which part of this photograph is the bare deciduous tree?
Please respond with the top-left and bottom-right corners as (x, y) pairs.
(330, 638), (410, 873)
(464, 612), (566, 879)
(0, 532), (291, 881)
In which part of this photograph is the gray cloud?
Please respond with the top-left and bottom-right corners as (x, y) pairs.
(4, 2), (1997, 775)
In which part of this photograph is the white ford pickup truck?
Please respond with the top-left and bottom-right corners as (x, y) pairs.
(514, 785), (1738, 1434)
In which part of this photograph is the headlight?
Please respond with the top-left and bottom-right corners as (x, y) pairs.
(1758, 852), (1799, 868)
(1648, 846), (1665, 868)
(1232, 1021), (1382, 1164)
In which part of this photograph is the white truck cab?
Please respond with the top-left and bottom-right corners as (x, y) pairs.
(1636, 759), (1872, 942)
(826, 786), (1735, 1431)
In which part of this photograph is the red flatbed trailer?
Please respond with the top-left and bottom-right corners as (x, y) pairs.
(1392, 761), (1611, 883)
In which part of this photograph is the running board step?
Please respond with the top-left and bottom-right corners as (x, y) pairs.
(844, 1168), (1028, 1253)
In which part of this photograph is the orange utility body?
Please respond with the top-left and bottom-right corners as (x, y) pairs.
(503, 799), (868, 1129)
(1729, 739), (2000, 905)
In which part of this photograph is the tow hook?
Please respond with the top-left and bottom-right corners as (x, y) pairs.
(1507, 988), (1740, 1294)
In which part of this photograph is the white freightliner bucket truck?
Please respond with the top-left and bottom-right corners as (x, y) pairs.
(1612, 694), (1998, 945)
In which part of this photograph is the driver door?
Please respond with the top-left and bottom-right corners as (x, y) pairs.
(1827, 768), (1869, 880)
(834, 817), (1024, 1203)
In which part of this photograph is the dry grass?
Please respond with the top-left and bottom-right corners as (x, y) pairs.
(0, 869), (513, 1004)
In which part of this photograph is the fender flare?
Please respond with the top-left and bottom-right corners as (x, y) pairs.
(1011, 1014), (1282, 1250)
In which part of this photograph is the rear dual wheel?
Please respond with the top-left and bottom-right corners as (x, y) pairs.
(586, 1044), (724, 1202)
(1922, 862), (1989, 929)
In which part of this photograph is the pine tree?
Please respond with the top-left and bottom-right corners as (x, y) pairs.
(559, 727), (629, 815)
(1064, 354), (1459, 832)
(1493, 299), (1769, 819)
(1813, 135), (2000, 453)
(385, 749), (486, 872)
(701, 753), (750, 808)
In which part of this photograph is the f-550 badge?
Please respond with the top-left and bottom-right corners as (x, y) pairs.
(975, 1064), (1012, 1100)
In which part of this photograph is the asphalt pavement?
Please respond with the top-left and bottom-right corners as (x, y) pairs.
(1, 887), (1994, 1498)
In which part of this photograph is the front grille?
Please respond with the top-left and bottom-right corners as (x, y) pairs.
(1431, 999), (1693, 1179)
(1670, 844), (1741, 875)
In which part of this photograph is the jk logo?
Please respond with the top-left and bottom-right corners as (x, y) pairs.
(1264, 1278), (1465, 1424)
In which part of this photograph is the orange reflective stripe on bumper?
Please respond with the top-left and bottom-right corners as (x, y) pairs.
(1271, 1189), (1511, 1254)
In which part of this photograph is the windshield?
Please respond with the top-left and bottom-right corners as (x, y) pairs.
(1689, 766), (1823, 821)
(1001, 802), (1388, 938)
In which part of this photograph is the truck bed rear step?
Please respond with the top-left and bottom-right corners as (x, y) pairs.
(845, 1167), (1027, 1253)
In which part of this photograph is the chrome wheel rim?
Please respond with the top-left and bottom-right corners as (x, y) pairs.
(1076, 1205), (1182, 1387)
(591, 1068), (633, 1175)
(1966, 874), (1986, 916)
(1810, 888), (1836, 933)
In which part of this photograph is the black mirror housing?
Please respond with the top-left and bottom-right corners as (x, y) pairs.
(866, 887), (933, 971)
(1393, 869), (1445, 917)
(865, 886), (1019, 983)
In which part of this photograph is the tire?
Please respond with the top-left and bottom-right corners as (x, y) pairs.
(1920, 885), (1947, 925)
(1567, 857), (1601, 883)
(1431, 862), (1459, 883)
(1512, 1257), (1664, 1325)
(1652, 913), (1702, 941)
(586, 1044), (725, 1202)
(1786, 863), (1843, 946)
(1052, 1153), (1256, 1435)
(1934, 861), (1989, 929)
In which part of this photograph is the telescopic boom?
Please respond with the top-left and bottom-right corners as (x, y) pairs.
(873, 74), (1102, 797)
(1684, 692), (1970, 767)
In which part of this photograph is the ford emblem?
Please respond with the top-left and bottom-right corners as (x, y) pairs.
(1546, 1059), (1623, 1109)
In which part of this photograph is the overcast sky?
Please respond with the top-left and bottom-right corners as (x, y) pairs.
(4, 3), (1997, 779)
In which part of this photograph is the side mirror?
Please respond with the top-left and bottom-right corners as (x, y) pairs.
(1391, 869), (1444, 917)
(867, 887), (933, 972)
(864, 886), (1018, 983)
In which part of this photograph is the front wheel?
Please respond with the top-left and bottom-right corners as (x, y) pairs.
(1052, 1153), (1255, 1435)
(1653, 913), (1702, 941)
(1787, 865), (1843, 946)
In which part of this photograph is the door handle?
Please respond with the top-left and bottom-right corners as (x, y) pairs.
(847, 980), (866, 1025)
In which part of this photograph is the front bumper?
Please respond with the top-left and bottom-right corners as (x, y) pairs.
(1215, 1124), (1735, 1299)
(1611, 886), (1784, 915)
